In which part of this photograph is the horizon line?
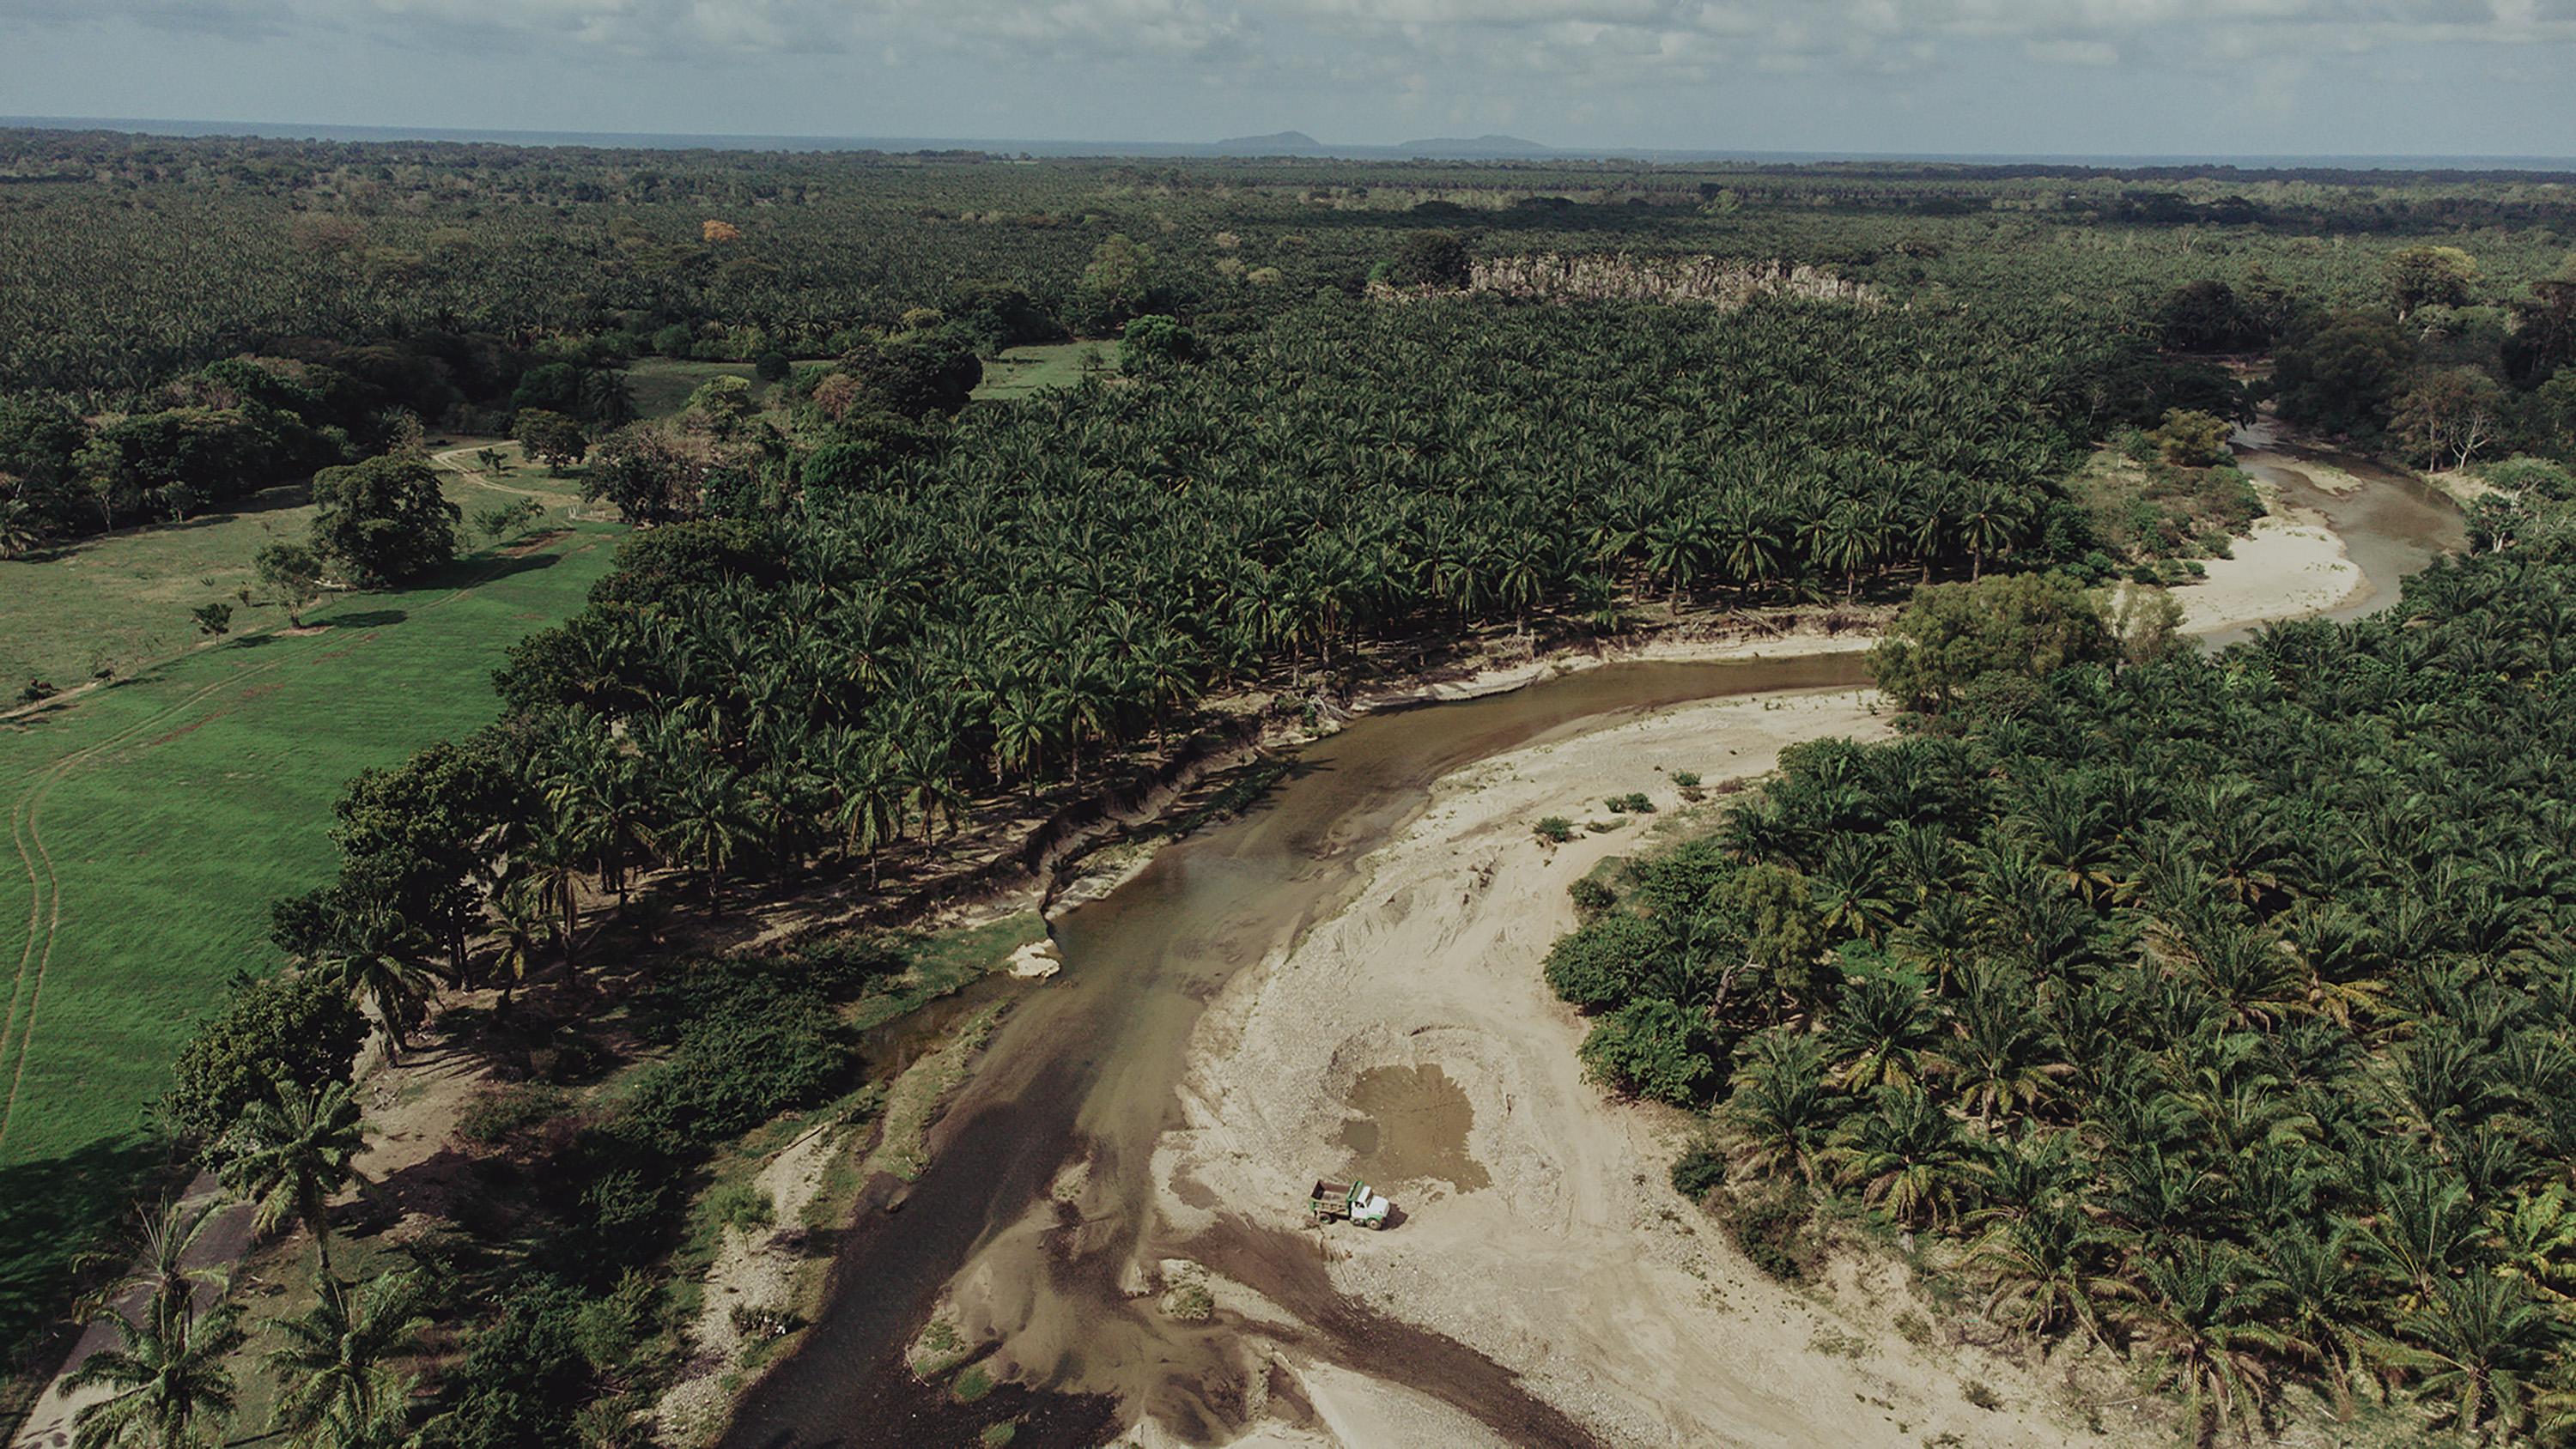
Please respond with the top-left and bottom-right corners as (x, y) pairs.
(8, 114), (2576, 170)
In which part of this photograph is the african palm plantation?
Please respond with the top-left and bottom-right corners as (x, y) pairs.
(4, 118), (2576, 1449)
(1561, 547), (2576, 1441)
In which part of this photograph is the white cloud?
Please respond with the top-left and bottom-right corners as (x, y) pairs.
(5, 0), (2576, 97)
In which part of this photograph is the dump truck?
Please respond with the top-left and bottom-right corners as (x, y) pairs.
(1309, 1179), (1392, 1228)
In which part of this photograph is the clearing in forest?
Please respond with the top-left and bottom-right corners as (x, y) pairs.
(0, 514), (622, 1367)
(971, 340), (1118, 401)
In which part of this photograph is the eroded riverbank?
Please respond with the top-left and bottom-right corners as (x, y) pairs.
(715, 435), (2465, 1449)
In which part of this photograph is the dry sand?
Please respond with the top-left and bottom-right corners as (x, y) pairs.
(658, 1119), (854, 1446)
(2174, 511), (2364, 635)
(1150, 690), (2141, 1448)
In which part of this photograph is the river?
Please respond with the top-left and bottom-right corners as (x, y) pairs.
(720, 441), (2459, 1449)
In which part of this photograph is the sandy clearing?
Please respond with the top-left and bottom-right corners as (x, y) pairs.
(1151, 688), (2137, 1448)
(2173, 511), (2364, 635)
(1357, 622), (1879, 712)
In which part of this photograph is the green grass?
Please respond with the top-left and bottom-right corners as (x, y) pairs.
(0, 515), (622, 1369)
(854, 913), (1042, 1034)
(971, 342), (1117, 403)
(625, 359), (761, 420)
(2, 465), (566, 689)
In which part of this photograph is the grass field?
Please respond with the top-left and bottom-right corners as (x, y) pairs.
(971, 341), (1117, 402)
(624, 358), (762, 420)
(2, 460), (572, 691)
(0, 502), (623, 1367)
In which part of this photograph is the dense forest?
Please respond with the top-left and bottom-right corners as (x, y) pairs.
(1552, 475), (2576, 1441)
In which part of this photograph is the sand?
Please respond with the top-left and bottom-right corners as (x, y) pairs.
(2173, 511), (2364, 635)
(657, 1118), (854, 1446)
(1151, 690), (2144, 1448)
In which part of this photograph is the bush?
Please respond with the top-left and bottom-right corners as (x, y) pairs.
(1618, 791), (1656, 814)
(623, 955), (854, 1153)
(164, 970), (366, 1148)
(1118, 314), (1198, 373)
(1567, 876), (1618, 918)
(459, 1083), (571, 1145)
(1388, 229), (1471, 288)
(1868, 572), (2115, 715)
(1670, 771), (1701, 788)
(1717, 1181), (1815, 1282)
(440, 1282), (599, 1449)
(1534, 815), (1576, 844)
(1577, 997), (1717, 1105)
(705, 1180), (775, 1234)
(1669, 1141), (1728, 1202)
(1542, 912), (1666, 1009)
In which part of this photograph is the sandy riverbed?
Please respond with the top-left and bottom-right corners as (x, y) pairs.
(1145, 690), (2138, 1448)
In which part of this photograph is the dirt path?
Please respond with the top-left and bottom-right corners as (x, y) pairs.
(429, 442), (607, 522)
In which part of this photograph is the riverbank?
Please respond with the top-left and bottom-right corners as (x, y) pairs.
(1138, 690), (2148, 1448)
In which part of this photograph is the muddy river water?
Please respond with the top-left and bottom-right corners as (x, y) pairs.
(720, 443), (2458, 1449)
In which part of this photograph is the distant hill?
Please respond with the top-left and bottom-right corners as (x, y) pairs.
(1202, 130), (1558, 161)
(1210, 130), (1328, 156)
(1392, 134), (1558, 159)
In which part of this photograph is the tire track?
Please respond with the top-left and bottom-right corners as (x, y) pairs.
(0, 664), (290, 1155)
(0, 525), (609, 1154)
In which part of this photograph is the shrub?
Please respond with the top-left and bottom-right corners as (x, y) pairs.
(1619, 791), (1656, 814)
(1670, 771), (1701, 788)
(1567, 876), (1618, 918)
(1603, 795), (1630, 814)
(1868, 572), (2115, 715)
(1543, 912), (1665, 1009)
(459, 1083), (571, 1145)
(1717, 1182), (1815, 1282)
(1578, 997), (1716, 1105)
(731, 1303), (795, 1339)
(1534, 815), (1576, 844)
(1669, 1141), (1728, 1202)
(164, 970), (365, 1148)
(706, 1180), (775, 1234)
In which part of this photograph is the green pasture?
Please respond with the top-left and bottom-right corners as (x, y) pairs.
(0, 514), (621, 1367)
(624, 358), (762, 420)
(2, 464), (566, 691)
(971, 341), (1117, 402)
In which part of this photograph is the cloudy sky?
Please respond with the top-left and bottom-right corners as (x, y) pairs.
(4, 0), (2574, 157)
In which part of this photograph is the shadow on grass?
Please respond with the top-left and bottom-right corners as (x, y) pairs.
(0, 1132), (178, 1395)
(324, 609), (409, 630)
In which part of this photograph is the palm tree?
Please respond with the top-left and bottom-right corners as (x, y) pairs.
(64, 1289), (246, 1449)
(76, 1197), (228, 1332)
(1827, 1086), (1975, 1228)
(2263, 1226), (2383, 1420)
(316, 926), (436, 1063)
(1971, 1201), (2123, 1347)
(266, 1270), (429, 1442)
(1934, 964), (2067, 1130)
(2125, 1239), (2289, 1446)
(1822, 962), (1935, 1091)
(1720, 1029), (1835, 1187)
(2390, 1271), (2559, 1440)
(517, 799), (595, 974)
(656, 766), (756, 911)
(216, 1078), (368, 1274)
